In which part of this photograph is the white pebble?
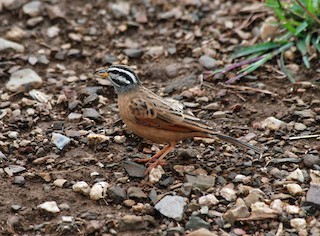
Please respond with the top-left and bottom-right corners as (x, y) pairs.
(290, 218), (306, 230)
(270, 199), (283, 213)
(220, 186), (237, 201)
(287, 168), (304, 183)
(114, 135), (126, 144)
(198, 194), (219, 206)
(285, 204), (300, 214)
(89, 182), (109, 200)
(72, 181), (91, 195)
(37, 201), (60, 213)
(286, 183), (303, 196)
(149, 165), (165, 183)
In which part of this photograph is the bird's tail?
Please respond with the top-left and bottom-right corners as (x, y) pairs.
(215, 133), (262, 154)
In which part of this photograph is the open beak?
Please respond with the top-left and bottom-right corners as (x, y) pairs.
(95, 69), (109, 77)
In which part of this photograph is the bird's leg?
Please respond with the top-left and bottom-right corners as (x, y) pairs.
(133, 144), (170, 163)
(145, 143), (175, 174)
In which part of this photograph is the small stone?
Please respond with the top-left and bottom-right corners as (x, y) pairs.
(46, 5), (65, 20)
(290, 218), (307, 231)
(185, 174), (215, 190)
(53, 179), (67, 188)
(110, 1), (130, 18)
(286, 183), (303, 196)
(127, 187), (147, 199)
(212, 111), (228, 118)
(11, 205), (22, 212)
(165, 64), (179, 78)
(8, 131), (19, 139)
(27, 16), (44, 27)
(270, 199), (284, 213)
(118, 215), (147, 231)
(22, 1), (42, 17)
(185, 215), (210, 230)
(260, 16), (278, 40)
(155, 195), (186, 221)
(38, 55), (49, 64)
(223, 198), (250, 224)
(294, 122), (307, 131)
(261, 116), (285, 131)
(199, 55), (217, 69)
(51, 133), (71, 150)
(149, 165), (165, 183)
(285, 205), (300, 214)
(123, 199), (136, 207)
(73, 181), (91, 195)
(108, 186), (127, 203)
(61, 216), (74, 223)
(303, 154), (320, 167)
(59, 203), (70, 211)
(86, 220), (103, 234)
(37, 201), (60, 213)
(13, 176), (25, 186)
(82, 108), (101, 120)
(5, 165), (26, 175)
(123, 48), (143, 58)
(146, 46), (164, 57)
(0, 37), (24, 53)
(68, 112), (82, 121)
(47, 25), (60, 38)
(198, 194), (219, 206)
(5, 26), (27, 40)
(6, 69), (42, 92)
(243, 189), (264, 207)
(123, 161), (146, 178)
(90, 182), (109, 200)
(294, 109), (316, 118)
(220, 184), (237, 201)
(114, 135), (126, 144)
(287, 168), (304, 183)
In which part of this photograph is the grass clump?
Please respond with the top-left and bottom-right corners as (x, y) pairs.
(214, 0), (320, 83)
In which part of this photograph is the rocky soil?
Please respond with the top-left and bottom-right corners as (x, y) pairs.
(0, 0), (320, 235)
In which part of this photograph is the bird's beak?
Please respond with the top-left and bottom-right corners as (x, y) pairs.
(95, 69), (109, 77)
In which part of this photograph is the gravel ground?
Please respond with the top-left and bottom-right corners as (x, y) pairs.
(0, 0), (320, 235)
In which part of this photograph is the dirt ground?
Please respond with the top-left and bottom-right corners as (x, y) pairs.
(0, 0), (320, 235)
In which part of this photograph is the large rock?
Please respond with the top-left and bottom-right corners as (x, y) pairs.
(155, 195), (186, 221)
(6, 69), (42, 92)
(0, 37), (24, 53)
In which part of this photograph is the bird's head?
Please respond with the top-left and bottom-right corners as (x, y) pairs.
(95, 65), (141, 94)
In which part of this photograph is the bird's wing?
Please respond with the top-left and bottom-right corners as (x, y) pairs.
(128, 89), (216, 134)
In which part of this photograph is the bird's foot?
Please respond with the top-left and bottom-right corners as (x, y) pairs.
(145, 160), (167, 174)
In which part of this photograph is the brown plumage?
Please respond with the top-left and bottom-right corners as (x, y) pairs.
(96, 65), (262, 173)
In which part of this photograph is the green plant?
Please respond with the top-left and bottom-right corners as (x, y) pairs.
(213, 0), (320, 83)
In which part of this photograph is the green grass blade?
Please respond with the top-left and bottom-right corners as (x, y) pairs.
(280, 51), (295, 82)
(294, 20), (308, 35)
(312, 37), (320, 52)
(297, 39), (311, 68)
(232, 42), (286, 58)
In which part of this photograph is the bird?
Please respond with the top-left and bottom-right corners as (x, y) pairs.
(95, 65), (262, 173)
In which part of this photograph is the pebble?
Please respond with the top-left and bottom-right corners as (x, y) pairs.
(198, 194), (219, 206)
(114, 135), (126, 144)
(123, 161), (146, 178)
(185, 215), (210, 230)
(261, 116), (285, 131)
(110, 2), (130, 18)
(123, 199), (136, 207)
(286, 183), (303, 196)
(47, 25), (60, 38)
(294, 109), (316, 118)
(51, 133), (71, 150)
(243, 189), (264, 207)
(123, 48), (143, 58)
(306, 170), (320, 206)
(199, 55), (216, 69)
(223, 198), (250, 224)
(8, 131), (19, 139)
(11, 204), (22, 212)
(82, 108), (101, 120)
(0, 37), (24, 53)
(285, 205), (300, 214)
(127, 186), (147, 199)
(149, 165), (165, 183)
(22, 1), (42, 17)
(13, 176), (25, 186)
(287, 168), (304, 183)
(294, 122), (307, 131)
(185, 174), (215, 190)
(67, 112), (82, 121)
(89, 182), (109, 200)
(27, 16), (43, 27)
(72, 181), (91, 195)
(220, 184), (237, 202)
(290, 218), (307, 232)
(165, 64), (179, 78)
(5, 165), (26, 176)
(303, 154), (320, 167)
(118, 215), (147, 231)
(108, 186), (127, 203)
(154, 195), (186, 221)
(37, 201), (60, 213)
(59, 203), (70, 211)
(53, 179), (67, 188)
(6, 68), (42, 92)
(270, 199), (284, 213)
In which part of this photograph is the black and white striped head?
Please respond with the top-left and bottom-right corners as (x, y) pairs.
(95, 65), (141, 94)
